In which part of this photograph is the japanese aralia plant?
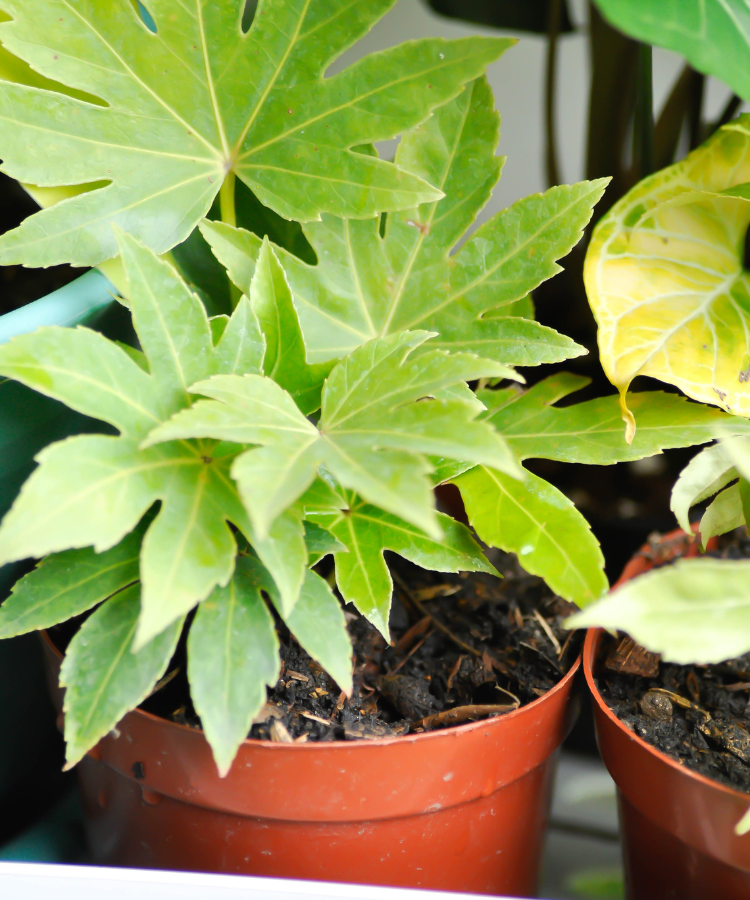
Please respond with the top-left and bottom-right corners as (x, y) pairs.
(0, 0), (745, 787)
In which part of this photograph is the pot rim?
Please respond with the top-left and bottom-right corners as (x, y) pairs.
(43, 628), (581, 752)
(584, 526), (750, 805)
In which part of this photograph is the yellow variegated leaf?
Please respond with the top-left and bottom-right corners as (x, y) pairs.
(585, 115), (750, 441)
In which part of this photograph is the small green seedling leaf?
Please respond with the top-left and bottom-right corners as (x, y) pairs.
(671, 443), (739, 533)
(567, 558), (750, 663)
(310, 497), (495, 638)
(60, 584), (183, 768)
(187, 557), (280, 777)
(202, 77), (607, 365)
(0, 530), (141, 639)
(455, 466), (608, 608)
(0, 1), (515, 266)
(700, 483), (744, 546)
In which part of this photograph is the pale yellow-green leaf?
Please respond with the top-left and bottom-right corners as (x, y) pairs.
(585, 116), (750, 440)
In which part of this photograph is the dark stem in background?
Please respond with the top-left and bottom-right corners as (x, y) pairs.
(545, 0), (563, 188)
(711, 92), (743, 134)
(634, 43), (654, 180)
(687, 70), (706, 150)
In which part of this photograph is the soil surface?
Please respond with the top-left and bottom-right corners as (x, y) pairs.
(139, 553), (581, 743)
(597, 529), (750, 793)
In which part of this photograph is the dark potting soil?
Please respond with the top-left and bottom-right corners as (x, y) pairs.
(597, 529), (750, 794)
(137, 553), (581, 743)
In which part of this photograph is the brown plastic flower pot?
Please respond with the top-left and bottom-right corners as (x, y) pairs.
(585, 528), (750, 900)
(42, 634), (580, 896)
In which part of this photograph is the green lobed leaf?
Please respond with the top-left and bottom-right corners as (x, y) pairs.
(248, 239), (331, 414)
(0, 530), (141, 639)
(0, 235), (304, 646)
(671, 443), (740, 532)
(201, 77), (606, 365)
(480, 373), (750, 464)
(567, 558), (750, 663)
(147, 331), (523, 540)
(592, 0), (750, 105)
(0, 1), (513, 267)
(310, 498), (496, 639)
(304, 521), (347, 566)
(187, 557), (279, 777)
(455, 466), (608, 608)
(60, 584), (183, 767)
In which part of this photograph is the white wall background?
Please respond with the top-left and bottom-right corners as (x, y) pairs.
(334, 0), (741, 230)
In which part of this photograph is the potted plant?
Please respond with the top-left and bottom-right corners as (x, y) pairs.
(567, 3), (750, 896)
(0, 0), (745, 894)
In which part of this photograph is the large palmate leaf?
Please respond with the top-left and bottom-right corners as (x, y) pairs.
(148, 329), (523, 541)
(202, 77), (608, 365)
(585, 117), (750, 440)
(455, 466), (607, 608)
(567, 558), (750, 664)
(0, 1), (513, 268)
(477, 373), (750, 464)
(60, 584), (183, 767)
(592, 0), (750, 105)
(309, 495), (495, 638)
(0, 233), (307, 648)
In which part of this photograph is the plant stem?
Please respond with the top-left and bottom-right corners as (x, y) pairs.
(220, 170), (237, 228)
(634, 42), (654, 179)
(544, 0), (562, 188)
(220, 171), (241, 307)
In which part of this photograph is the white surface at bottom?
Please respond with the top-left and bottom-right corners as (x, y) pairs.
(0, 862), (524, 900)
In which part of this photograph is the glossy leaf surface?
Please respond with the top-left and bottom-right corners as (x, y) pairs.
(455, 466), (607, 608)
(148, 330), (523, 540)
(567, 558), (750, 663)
(592, 0), (750, 104)
(0, 1), (514, 267)
(585, 117), (750, 439)
(202, 77), (607, 365)
(310, 498), (495, 638)
(60, 584), (182, 767)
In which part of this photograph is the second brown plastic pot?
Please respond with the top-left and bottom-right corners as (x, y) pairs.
(585, 528), (750, 899)
(43, 634), (581, 896)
